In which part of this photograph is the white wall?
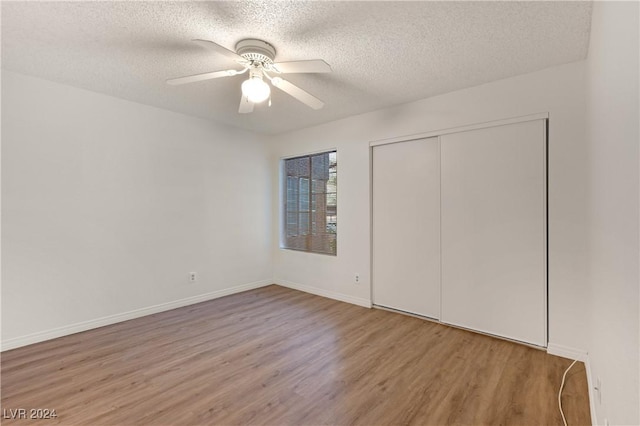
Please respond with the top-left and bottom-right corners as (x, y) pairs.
(584, 2), (639, 424)
(1, 71), (272, 348)
(2, 5), (638, 420)
(270, 60), (590, 353)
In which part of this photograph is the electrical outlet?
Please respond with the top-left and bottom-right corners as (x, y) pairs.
(354, 274), (360, 284)
(189, 272), (197, 283)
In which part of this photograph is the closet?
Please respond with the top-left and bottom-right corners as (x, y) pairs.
(372, 118), (547, 347)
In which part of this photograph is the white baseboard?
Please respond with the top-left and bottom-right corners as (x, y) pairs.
(274, 279), (372, 308)
(547, 342), (589, 361)
(1, 279), (272, 352)
(547, 343), (596, 425)
(584, 356), (598, 426)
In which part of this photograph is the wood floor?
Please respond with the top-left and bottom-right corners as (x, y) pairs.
(1, 285), (590, 425)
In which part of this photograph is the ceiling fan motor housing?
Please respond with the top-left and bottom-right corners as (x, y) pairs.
(235, 39), (276, 67)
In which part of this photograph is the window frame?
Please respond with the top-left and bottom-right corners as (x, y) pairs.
(280, 149), (337, 256)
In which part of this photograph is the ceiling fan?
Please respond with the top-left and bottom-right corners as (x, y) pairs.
(167, 39), (331, 113)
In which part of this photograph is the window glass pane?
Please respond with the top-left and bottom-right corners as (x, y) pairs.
(282, 151), (336, 255)
(286, 156), (310, 177)
(327, 217), (337, 234)
(311, 153), (330, 180)
(286, 177), (297, 210)
(312, 179), (324, 193)
(299, 212), (309, 235)
(299, 178), (309, 211)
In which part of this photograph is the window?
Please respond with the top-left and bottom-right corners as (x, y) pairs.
(282, 151), (337, 255)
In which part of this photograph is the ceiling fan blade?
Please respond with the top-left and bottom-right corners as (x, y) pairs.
(272, 77), (324, 110)
(272, 60), (332, 74)
(192, 39), (246, 63)
(238, 94), (254, 114)
(167, 69), (241, 85)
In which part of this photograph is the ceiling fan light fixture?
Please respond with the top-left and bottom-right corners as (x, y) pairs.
(242, 75), (270, 103)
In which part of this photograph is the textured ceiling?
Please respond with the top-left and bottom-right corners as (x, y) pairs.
(1, 1), (592, 135)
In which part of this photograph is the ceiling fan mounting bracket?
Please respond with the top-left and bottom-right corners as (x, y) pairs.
(235, 39), (276, 67)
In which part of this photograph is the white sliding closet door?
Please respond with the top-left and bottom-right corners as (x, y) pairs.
(440, 119), (546, 346)
(372, 137), (440, 319)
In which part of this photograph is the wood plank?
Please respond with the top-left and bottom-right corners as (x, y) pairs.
(1, 285), (590, 425)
